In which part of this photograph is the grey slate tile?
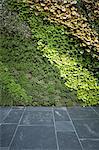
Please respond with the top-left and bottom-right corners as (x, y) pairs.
(0, 147), (9, 150)
(92, 106), (99, 115)
(57, 132), (82, 150)
(0, 107), (11, 123)
(73, 119), (99, 138)
(55, 121), (74, 132)
(1, 106), (99, 150)
(3, 108), (24, 124)
(67, 106), (99, 120)
(54, 108), (70, 121)
(12, 106), (25, 110)
(0, 124), (17, 147)
(20, 110), (53, 125)
(80, 139), (99, 150)
(10, 126), (57, 150)
(26, 106), (52, 111)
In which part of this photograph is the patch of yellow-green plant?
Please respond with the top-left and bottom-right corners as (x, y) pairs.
(37, 41), (99, 106)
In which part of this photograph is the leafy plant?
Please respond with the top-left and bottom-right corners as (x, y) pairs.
(29, 12), (99, 106)
(26, 0), (99, 59)
(0, 62), (32, 105)
(0, 0), (99, 106)
(37, 43), (99, 106)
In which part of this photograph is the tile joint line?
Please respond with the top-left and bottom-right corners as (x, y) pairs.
(8, 107), (26, 150)
(52, 107), (60, 150)
(66, 107), (84, 150)
(90, 106), (99, 116)
(2, 107), (12, 123)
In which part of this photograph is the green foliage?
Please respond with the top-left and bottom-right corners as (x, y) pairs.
(29, 13), (99, 106)
(0, 62), (32, 105)
(29, 13), (99, 79)
(77, 0), (99, 34)
(26, 0), (99, 59)
(38, 44), (99, 105)
(1, 33), (75, 106)
(0, 0), (99, 106)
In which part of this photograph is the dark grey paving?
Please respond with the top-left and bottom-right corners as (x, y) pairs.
(20, 110), (54, 125)
(10, 126), (57, 150)
(0, 124), (17, 147)
(11, 106), (25, 110)
(92, 106), (99, 114)
(67, 106), (99, 120)
(3, 108), (24, 124)
(80, 139), (99, 150)
(26, 106), (52, 111)
(57, 132), (82, 150)
(55, 121), (74, 132)
(73, 119), (99, 138)
(0, 147), (9, 150)
(0, 106), (99, 149)
(0, 107), (11, 123)
(54, 107), (70, 121)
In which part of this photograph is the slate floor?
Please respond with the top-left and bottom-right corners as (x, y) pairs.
(0, 106), (99, 150)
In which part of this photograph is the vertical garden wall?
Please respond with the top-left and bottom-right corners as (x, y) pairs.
(0, 0), (99, 106)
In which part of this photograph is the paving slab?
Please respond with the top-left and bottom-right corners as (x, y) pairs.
(57, 132), (82, 150)
(0, 107), (11, 123)
(0, 147), (9, 150)
(73, 119), (99, 138)
(0, 106), (99, 150)
(55, 121), (74, 132)
(80, 139), (99, 150)
(9, 126), (57, 150)
(67, 106), (99, 120)
(3, 108), (24, 124)
(20, 109), (54, 126)
(53, 107), (70, 121)
(0, 124), (17, 147)
(92, 106), (99, 114)
(26, 106), (52, 111)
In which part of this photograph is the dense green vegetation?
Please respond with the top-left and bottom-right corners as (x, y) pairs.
(0, 0), (99, 106)
(27, 0), (99, 59)
(1, 33), (76, 106)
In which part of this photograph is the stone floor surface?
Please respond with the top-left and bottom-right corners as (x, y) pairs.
(0, 106), (99, 150)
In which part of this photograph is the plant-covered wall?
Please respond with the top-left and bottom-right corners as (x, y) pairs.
(77, 0), (99, 33)
(0, 0), (99, 106)
(0, 62), (32, 105)
(25, 0), (99, 59)
(28, 13), (99, 106)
